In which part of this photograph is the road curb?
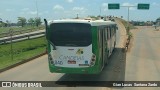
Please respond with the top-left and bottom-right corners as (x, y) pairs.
(0, 52), (47, 73)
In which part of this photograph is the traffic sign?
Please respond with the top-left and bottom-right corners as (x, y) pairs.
(108, 3), (120, 9)
(138, 4), (150, 10)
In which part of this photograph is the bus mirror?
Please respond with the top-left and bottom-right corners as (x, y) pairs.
(44, 19), (49, 39)
(44, 19), (48, 29)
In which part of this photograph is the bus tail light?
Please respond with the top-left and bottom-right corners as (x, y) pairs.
(48, 53), (54, 65)
(90, 54), (96, 66)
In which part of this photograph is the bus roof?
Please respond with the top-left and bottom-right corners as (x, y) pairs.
(49, 19), (117, 26)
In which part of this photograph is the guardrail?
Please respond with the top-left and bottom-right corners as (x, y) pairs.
(0, 31), (45, 44)
(0, 27), (44, 38)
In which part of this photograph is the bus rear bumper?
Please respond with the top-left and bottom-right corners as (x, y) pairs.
(49, 66), (101, 74)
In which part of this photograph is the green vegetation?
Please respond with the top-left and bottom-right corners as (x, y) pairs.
(17, 17), (27, 27)
(128, 32), (133, 39)
(0, 37), (47, 69)
(0, 25), (44, 33)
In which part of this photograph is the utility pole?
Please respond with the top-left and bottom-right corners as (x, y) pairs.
(10, 29), (13, 61)
(108, 3), (150, 34)
(100, 6), (102, 16)
(121, 5), (136, 35)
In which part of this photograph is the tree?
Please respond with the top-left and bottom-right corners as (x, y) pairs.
(6, 20), (10, 27)
(17, 17), (26, 27)
(28, 18), (34, 26)
(0, 22), (5, 27)
(34, 17), (41, 27)
(156, 17), (160, 26)
(0, 18), (2, 23)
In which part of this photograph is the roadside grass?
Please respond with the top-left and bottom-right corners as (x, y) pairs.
(0, 37), (47, 69)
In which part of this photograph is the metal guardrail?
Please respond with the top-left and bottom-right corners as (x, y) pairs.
(0, 27), (44, 38)
(0, 31), (45, 44)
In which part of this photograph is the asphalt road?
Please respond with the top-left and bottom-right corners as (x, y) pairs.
(0, 30), (45, 44)
(0, 26), (160, 90)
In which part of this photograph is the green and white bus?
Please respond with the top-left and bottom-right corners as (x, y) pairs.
(44, 19), (117, 74)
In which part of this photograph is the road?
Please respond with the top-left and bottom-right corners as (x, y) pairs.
(0, 30), (45, 44)
(0, 26), (160, 90)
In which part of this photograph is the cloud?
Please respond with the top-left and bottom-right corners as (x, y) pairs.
(152, 2), (159, 6)
(21, 8), (29, 11)
(122, 3), (136, 10)
(53, 5), (64, 10)
(102, 3), (108, 7)
(72, 7), (87, 11)
(28, 11), (37, 15)
(6, 9), (15, 12)
(102, 3), (108, 11)
(66, 0), (74, 3)
(72, 7), (88, 16)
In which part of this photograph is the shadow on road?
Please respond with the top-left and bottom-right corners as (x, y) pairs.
(54, 47), (126, 87)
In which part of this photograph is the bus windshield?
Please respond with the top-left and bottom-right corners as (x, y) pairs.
(49, 23), (92, 46)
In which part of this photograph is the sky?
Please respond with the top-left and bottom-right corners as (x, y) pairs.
(0, 0), (160, 23)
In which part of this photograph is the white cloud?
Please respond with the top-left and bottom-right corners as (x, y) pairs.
(6, 9), (15, 12)
(22, 8), (29, 11)
(72, 7), (88, 16)
(72, 7), (87, 11)
(66, 0), (74, 3)
(53, 5), (64, 10)
(28, 11), (37, 15)
(152, 2), (159, 6)
(102, 3), (108, 11)
(102, 3), (108, 7)
(122, 3), (136, 10)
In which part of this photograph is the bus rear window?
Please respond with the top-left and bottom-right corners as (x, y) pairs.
(49, 23), (92, 46)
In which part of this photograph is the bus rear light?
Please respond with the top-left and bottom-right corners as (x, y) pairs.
(91, 54), (96, 59)
(48, 53), (54, 65)
(48, 54), (53, 60)
(92, 54), (96, 58)
(90, 62), (94, 65)
(90, 54), (96, 66)
(92, 58), (95, 61)
(50, 61), (54, 64)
